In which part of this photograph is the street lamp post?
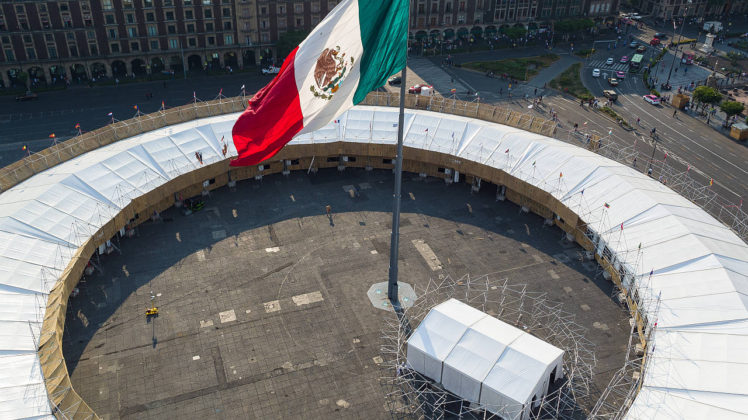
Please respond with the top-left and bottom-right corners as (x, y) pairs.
(665, 1), (691, 86)
(648, 134), (658, 174)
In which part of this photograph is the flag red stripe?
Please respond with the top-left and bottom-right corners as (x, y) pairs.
(231, 46), (303, 167)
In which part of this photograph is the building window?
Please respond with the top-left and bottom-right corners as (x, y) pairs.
(89, 44), (98, 55)
(223, 21), (232, 30)
(168, 25), (176, 34)
(188, 37), (196, 46)
(26, 47), (36, 59)
(69, 45), (78, 56)
(223, 7), (231, 17)
(87, 31), (95, 39)
(123, 0), (133, 9)
(261, 20), (268, 29)
(23, 35), (32, 43)
(166, 11), (175, 20)
(295, 3), (304, 13)
(144, 0), (153, 7)
(146, 12), (155, 22)
(225, 34), (233, 44)
(127, 14), (134, 23)
(311, 2), (320, 12)
(148, 26), (157, 36)
(312, 16), (320, 25)
(279, 4), (286, 13)
(109, 29), (117, 38)
(184, 0), (192, 4)
(15, 5), (24, 13)
(40, 4), (48, 12)
(110, 42), (119, 52)
(4, 49), (14, 61)
(207, 36), (215, 45)
(187, 23), (195, 32)
(45, 34), (54, 42)
(205, 9), (213, 18)
(261, 32), (270, 42)
(128, 27), (137, 37)
(103, 0), (113, 10)
(66, 32), (75, 41)
(203, 0), (212, 4)
(185, 10), (194, 19)
(47, 46), (57, 58)
(296, 17), (302, 26)
(169, 38), (178, 49)
(205, 22), (214, 31)
(150, 40), (158, 49)
(20, 20), (29, 30)
(164, 0), (173, 5)
(130, 41), (139, 51)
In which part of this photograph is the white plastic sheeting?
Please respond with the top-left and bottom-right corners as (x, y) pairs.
(0, 106), (745, 418)
(407, 299), (563, 420)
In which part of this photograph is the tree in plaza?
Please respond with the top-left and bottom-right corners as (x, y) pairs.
(692, 86), (722, 114)
(16, 71), (29, 89)
(276, 30), (310, 58)
(504, 26), (527, 39)
(554, 18), (595, 34)
(720, 101), (745, 126)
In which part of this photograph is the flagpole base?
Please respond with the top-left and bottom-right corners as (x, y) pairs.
(367, 281), (416, 312)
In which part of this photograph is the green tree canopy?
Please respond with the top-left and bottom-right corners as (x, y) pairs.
(720, 100), (745, 118)
(503, 26), (527, 39)
(692, 86), (722, 111)
(554, 18), (595, 34)
(276, 30), (310, 58)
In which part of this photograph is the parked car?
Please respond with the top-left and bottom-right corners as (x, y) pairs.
(636, 45), (647, 53)
(388, 75), (401, 85)
(592, 68), (601, 77)
(606, 57), (615, 65)
(643, 94), (661, 105)
(615, 71), (626, 79)
(603, 90), (618, 102)
(15, 91), (38, 101)
(262, 66), (280, 75)
(650, 38), (661, 46)
(629, 41), (639, 48)
(620, 56), (629, 63)
(408, 84), (433, 94)
(608, 77), (619, 86)
(630, 13), (642, 20)
(654, 32), (667, 39)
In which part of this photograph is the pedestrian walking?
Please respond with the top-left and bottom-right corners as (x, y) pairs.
(534, 87), (537, 96)
(673, 110), (677, 118)
(632, 157), (637, 167)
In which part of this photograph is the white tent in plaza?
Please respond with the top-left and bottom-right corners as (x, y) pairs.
(407, 299), (564, 420)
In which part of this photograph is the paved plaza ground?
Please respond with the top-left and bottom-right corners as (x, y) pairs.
(63, 168), (630, 419)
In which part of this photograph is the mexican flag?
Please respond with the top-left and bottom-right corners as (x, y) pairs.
(230, 0), (408, 166)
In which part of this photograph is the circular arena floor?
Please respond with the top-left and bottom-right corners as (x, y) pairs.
(63, 168), (629, 419)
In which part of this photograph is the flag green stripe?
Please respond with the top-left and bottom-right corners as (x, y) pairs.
(352, 0), (408, 104)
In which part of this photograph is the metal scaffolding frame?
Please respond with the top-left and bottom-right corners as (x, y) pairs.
(380, 274), (598, 420)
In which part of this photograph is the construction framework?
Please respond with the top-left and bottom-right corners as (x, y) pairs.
(380, 274), (600, 420)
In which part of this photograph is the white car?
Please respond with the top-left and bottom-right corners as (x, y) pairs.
(643, 94), (661, 105)
(592, 68), (601, 78)
(606, 57), (614, 65)
(262, 66), (280, 75)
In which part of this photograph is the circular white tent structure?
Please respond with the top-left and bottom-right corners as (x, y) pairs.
(0, 106), (746, 419)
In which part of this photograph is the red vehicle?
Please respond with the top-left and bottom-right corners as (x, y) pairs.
(682, 53), (694, 65)
(650, 38), (661, 46)
(408, 84), (433, 94)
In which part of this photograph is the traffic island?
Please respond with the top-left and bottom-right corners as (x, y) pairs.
(462, 54), (560, 81)
(549, 63), (593, 100)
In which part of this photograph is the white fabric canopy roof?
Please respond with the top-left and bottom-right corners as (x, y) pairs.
(0, 106), (745, 418)
(408, 299), (563, 420)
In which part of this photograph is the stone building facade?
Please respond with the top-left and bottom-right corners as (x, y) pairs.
(0, 0), (618, 89)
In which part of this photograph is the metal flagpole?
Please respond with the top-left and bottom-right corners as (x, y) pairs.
(388, 4), (410, 303)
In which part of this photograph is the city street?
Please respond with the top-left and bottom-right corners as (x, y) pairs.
(0, 71), (272, 168)
(400, 45), (747, 205)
